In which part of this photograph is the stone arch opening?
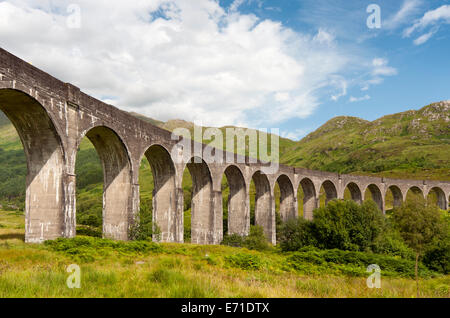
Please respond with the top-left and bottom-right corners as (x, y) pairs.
(427, 187), (447, 210)
(251, 171), (274, 243)
(364, 184), (383, 212)
(77, 126), (132, 240)
(406, 186), (424, 203)
(0, 89), (65, 243)
(276, 175), (296, 222)
(385, 185), (403, 211)
(319, 180), (337, 207)
(222, 165), (248, 236)
(139, 144), (179, 242)
(344, 182), (362, 204)
(298, 178), (316, 220)
(183, 157), (215, 244)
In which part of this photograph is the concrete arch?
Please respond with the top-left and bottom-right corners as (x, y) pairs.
(251, 171), (275, 244)
(298, 177), (317, 220)
(223, 165), (249, 236)
(184, 156), (217, 244)
(426, 187), (447, 210)
(344, 182), (363, 204)
(0, 89), (66, 243)
(364, 184), (383, 212)
(386, 185), (403, 208)
(80, 125), (132, 240)
(141, 144), (180, 242)
(320, 180), (338, 206)
(276, 174), (296, 222)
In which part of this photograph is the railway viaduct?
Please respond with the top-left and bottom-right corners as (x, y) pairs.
(0, 48), (449, 244)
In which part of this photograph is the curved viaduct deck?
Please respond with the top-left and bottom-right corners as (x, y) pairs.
(0, 48), (448, 244)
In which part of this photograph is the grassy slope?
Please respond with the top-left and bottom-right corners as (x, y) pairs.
(281, 102), (450, 181)
(0, 210), (448, 298)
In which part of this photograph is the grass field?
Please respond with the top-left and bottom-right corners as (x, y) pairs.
(1, 209), (448, 298)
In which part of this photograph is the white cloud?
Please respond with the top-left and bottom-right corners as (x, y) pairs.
(281, 128), (309, 141)
(403, 4), (450, 43)
(371, 58), (397, 76)
(349, 95), (370, 103)
(413, 30), (436, 45)
(384, 0), (422, 29)
(0, 0), (394, 129)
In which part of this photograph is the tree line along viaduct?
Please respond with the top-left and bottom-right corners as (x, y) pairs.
(0, 48), (449, 245)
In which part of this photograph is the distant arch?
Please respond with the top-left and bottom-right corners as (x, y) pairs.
(140, 144), (179, 242)
(406, 186), (425, 203)
(251, 171), (274, 243)
(298, 178), (317, 220)
(344, 182), (362, 204)
(386, 185), (403, 210)
(426, 187), (447, 210)
(276, 175), (296, 222)
(320, 180), (338, 206)
(364, 184), (383, 212)
(183, 156), (215, 244)
(79, 125), (132, 240)
(223, 165), (248, 236)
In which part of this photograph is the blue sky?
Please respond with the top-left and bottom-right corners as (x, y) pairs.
(0, 0), (449, 140)
(221, 0), (450, 138)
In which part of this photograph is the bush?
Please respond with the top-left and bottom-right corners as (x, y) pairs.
(285, 247), (436, 278)
(243, 225), (271, 251)
(423, 239), (450, 274)
(221, 233), (245, 247)
(224, 253), (264, 270)
(129, 206), (161, 241)
(221, 225), (271, 251)
(278, 218), (316, 251)
(313, 200), (385, 251)
(371, 226), (415, 259)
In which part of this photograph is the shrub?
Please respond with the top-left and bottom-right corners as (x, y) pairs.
(278, 217), (316, 251)
(221, 225), (271, 251)
(285, 247), (435, 278)
(129, 206), (161, 241)
(313, 200), (385, 251)
(371, 226), (415, 259)
(243, 225), (271, 251)
(221, 233), (245, 247)
(422, 239), (450, 274)
(224, 253), (264, 270)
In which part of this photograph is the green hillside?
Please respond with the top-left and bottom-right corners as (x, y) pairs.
(281, 101), (450, 181)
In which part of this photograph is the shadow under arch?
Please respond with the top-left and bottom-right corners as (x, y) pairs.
(0, 89), (65, 243)
(140, 144), (180, 242)
(223, 165), (248, 236)
(344, 182), (363, 204)
(183, 156), (216, 244)
(276, 175), (296, 222)
(78, 125), (132, 240)
(364, 184), (383, 212)
(251, 170), (274, 243)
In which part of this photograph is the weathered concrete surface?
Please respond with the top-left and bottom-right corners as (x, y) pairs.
(0, 48), (449, 244)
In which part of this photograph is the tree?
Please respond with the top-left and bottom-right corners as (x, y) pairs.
(392, 197), (448, 297)
(312, 200), (385, 251)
